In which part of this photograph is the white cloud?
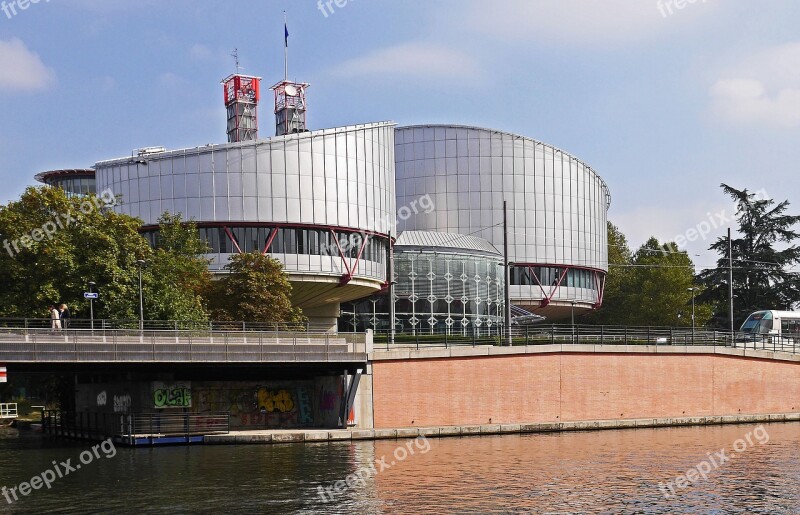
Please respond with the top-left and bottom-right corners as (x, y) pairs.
(0, 38), (55, 92)
(190, 44), (215, 62)
(710, 43), (800, 128)
(457, 0), (717, 45)
(333, 42), (481, 79)
(157, 72), (187, 89)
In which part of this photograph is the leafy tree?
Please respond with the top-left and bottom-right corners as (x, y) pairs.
(584, 222), (632, 324)
(586, 224), (711, 326)
(140, 213), (212, 322)
(626, 238), (712, 327)
(698, 184), (800, 329)
(206, 252), (305, 325)
(0, 187), (209, 321)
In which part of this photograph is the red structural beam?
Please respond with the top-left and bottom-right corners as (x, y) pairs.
(513, 263), (606, 309)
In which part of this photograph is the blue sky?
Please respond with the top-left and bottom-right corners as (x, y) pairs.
(2, 0), (800, 268)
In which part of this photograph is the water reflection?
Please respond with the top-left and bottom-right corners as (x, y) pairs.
(0, 423), (797, 513)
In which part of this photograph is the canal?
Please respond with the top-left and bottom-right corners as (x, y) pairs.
(0, 422), (798, 513)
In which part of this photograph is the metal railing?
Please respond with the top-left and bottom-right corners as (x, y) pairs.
(0, 317), (314, 332)
(0, 403), (18, 419)
(0, 321), (368, 363)
(42, 410), (230, 442)
(373, 325), (778, 351)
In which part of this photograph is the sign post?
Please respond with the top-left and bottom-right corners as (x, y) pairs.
(84, 287), (98, 330)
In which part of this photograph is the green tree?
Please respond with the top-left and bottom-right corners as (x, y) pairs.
(698, 184), (800, 329)
(584, 222), (632, 324)
(586, 224), (711, 326)
(206, 252), (305, 326)
(140, 213), (211, 322)
(0, 187), (209, 321)
(626, 237), (712, 327)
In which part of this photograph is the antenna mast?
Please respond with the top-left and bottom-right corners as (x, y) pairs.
(231, 48), (240, 74)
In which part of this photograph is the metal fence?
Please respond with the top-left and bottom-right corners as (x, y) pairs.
(373, 325), (800, 354)
(0, 403), (17, 419)
(42, 410), (230, 442)
(0, 318), (313, 332)
(0, 320), (368, 363)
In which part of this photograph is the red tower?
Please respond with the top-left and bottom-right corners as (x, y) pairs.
(221, 74), (261, 142)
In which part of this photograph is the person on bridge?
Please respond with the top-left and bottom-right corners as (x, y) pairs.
(50, 304), (61, 332)
(59, 304), (70, 329)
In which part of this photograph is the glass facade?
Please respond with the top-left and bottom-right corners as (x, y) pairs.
(142, 225), (387, 275)
(510, 266), (596, 290)
(340, 248), (505, 335)
(38, 173), (96, 197)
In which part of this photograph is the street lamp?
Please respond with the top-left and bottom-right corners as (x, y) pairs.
(570, 301), (576, 343)
(88, 281), (96, 330)
(136, 260), (145, 331)
(687, 287), (696, 343)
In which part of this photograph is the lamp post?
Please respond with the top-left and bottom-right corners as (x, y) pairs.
(571, 301), (576, 343)
(687, 287), (696, 343)
(136, 260), (145, 331)
(88, 281), (96, 330)
(503, 201), (512, 346)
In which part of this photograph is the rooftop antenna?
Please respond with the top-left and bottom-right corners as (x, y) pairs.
(231, 48), (240, 74)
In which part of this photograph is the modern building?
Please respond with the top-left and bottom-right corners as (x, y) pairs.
(395, 125), (611, 320)
(35, 69), (610, 330)
(93, 121), (396, 330)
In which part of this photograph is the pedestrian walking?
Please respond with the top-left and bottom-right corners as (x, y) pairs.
(59, 304), (70, 329)
(50, 304), (61, 332)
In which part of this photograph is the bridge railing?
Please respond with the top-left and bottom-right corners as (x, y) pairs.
(372, 325), (800, 354)
(0, 318), (316, 333)
(0, 324), (368, 363)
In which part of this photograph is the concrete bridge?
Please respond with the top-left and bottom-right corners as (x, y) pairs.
(0, 324), (369, 366)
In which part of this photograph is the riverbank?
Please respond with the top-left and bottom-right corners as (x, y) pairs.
(204, 411), (800, 444)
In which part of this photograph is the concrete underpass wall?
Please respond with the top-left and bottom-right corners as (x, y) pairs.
(370, 348), (800, 428)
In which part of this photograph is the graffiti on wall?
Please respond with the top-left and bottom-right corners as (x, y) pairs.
(296, 387), (313, 425)
(96, 391), (107, 407)
(153, 382), (192, 409)
(113, 394), (132, 413)
(257, 389), (294, 413)
(194, 383), (314, 429)
(314, 376), (346, 428)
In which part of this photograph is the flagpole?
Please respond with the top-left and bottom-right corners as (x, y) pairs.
(283, 11), (288, 81)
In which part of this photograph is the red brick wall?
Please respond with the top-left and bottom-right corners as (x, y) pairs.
(371, 353), (800, 428)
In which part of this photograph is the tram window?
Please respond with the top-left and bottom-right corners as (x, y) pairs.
(782, 319), (800, 335)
